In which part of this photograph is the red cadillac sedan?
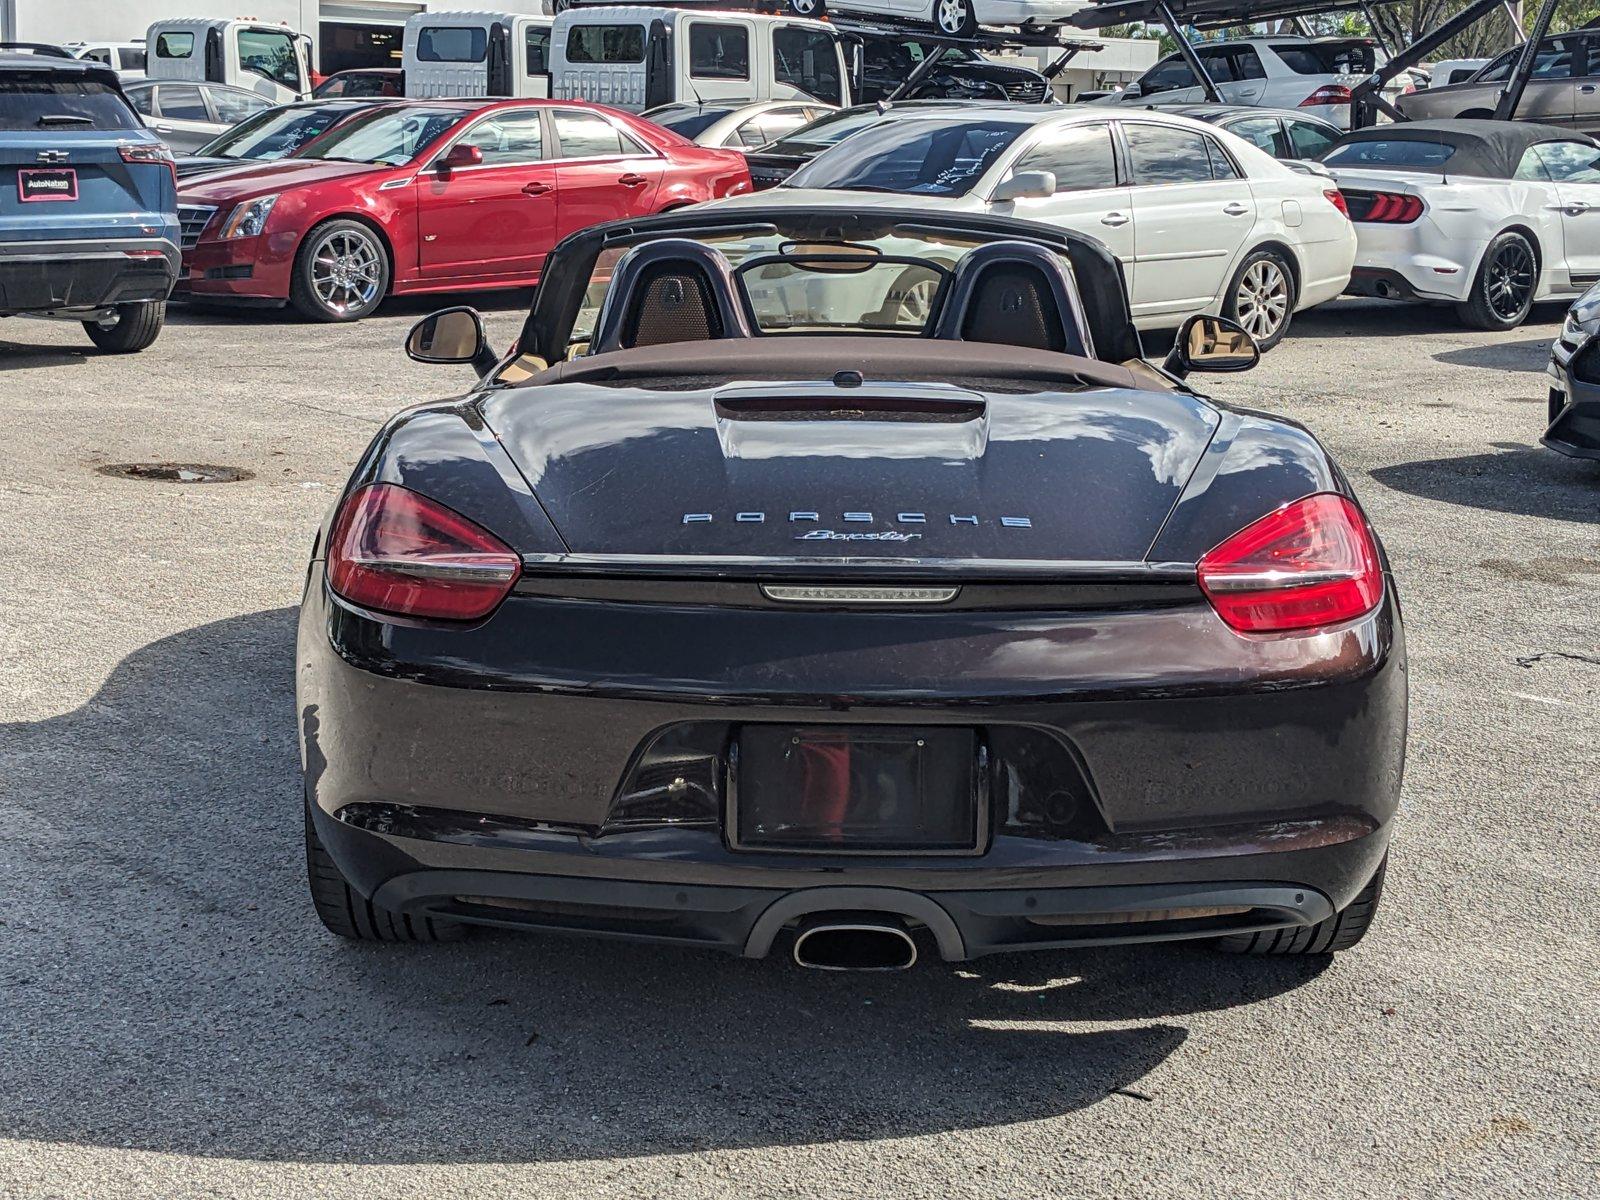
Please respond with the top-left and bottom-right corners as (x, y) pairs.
(175, 99), (753, 321)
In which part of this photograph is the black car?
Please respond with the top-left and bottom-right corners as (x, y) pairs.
(1546, 281), (1600, 460)
(297, 207), (1405, 969)
(744, 99), (986, 190)
(858, 36), (1050, 105)
(1144, 103), (1342, 162)
(174, 98), (392, 180)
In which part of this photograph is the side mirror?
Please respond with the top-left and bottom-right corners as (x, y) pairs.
(1162, 314), (1260, 379)
(1121, 83), (1143, 99)
(438, 142), (483, 172)
(406, 306), (497, 374)
(992, 170), (1056, 202)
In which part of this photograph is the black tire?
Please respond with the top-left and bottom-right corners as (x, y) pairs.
(933, 0), (978, 37)
(82, 301), (164, 353)
(304, 803), (466, 942)
(1222, 247), (1297, 352)
(787, 0), (826, 16)
(1456, 230), (1536, 331)
(289, 218), (390, 323)
(1215, 857), (1387, 956)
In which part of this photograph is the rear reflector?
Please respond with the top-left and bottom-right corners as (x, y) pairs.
(326, 483), (520, 621)
(1197, 493), (1382, 634)
(1300, 85), (1353, 107)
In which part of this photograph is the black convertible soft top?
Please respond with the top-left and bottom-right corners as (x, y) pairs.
(1332, 119), (1595, 179)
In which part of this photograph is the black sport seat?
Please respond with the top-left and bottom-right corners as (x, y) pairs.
(931, 241), (1092, 359)
(587, 239), (751, 354)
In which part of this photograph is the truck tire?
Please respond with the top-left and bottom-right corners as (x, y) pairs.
(304, 803), (466, 942)
(1215, 857), (1386, 955)
(83, 301), (165, 353)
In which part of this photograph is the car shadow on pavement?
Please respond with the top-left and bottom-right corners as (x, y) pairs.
(0, 335), (90, 368)
(0, 608), (1328, 1165)
(1431, 338), (1560, 373)
(1371, 444), (1600, 523)
(1287, 299), (1566, 340)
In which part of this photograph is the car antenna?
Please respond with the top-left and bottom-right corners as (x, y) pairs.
(688, 76), (706, 107)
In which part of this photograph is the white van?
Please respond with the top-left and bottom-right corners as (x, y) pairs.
(146, 19), (313, 104)
(549, 6), (851, 113)
(402, 10), (556, 99)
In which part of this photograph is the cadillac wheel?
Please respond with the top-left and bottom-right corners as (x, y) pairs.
(290, 220), (390, 323)
(1225, 249), (1296, 351)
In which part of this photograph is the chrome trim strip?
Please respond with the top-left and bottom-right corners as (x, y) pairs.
(519, 553), (1198, 581)
(761, 585), (960, 604)
(1201, 569), (1359, 593)
(347, 556), (518, 583)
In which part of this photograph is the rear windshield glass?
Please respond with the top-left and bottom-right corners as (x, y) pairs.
(1323, 139), (1457, 170)
(416, 27), (486, 63)
(763, 107), (885, 156)
(785, 115), (1028, 197)
(1271, 41), (1376, 74)
(0, 74), (139, 131)
(565, 25), (645, 65)
(643, 104), (735, 139)
(199, 104), (353, 160)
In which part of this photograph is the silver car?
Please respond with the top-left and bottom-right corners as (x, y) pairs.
(123, 80), (273, 153)
(1400, 31), (1599, 134)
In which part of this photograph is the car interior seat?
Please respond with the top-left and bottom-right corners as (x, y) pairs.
(587, 239), (752, 354)
(931, 241), (1091, 359)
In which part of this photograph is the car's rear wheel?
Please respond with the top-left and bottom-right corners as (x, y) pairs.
(1457, 230), (1536, 331)
(82, 301), (165, 353)
(787, 0), (826, 16)
(1223, 248), (1296, 351)
(304, 802), (467, 942)
(934, 0), (978, 37)
(1215, 857), (1387, 955)
(289, 219), (390, 323)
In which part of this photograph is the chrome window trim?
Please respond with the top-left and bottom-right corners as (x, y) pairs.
(421, 107), (550, 175)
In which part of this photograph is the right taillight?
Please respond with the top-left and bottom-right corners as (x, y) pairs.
(1300, 85), (1353, 107)
(1324, 188), (1349, 217)
(1357, 191), (1424, 223)
(326, 483), (521, 621)
(1197, 493), (1383, 635)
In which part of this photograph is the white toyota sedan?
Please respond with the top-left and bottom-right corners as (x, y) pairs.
(711, 105), (1355, 348)
(1323, 120), (1600, 331)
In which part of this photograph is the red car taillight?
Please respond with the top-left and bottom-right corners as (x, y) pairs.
(1300, 85), (1353, 107)
(1324, 188), (1349, 216)
(1358, 191), (1424, 223)
(326, 483), (521, 621)
(1197, 494), (1383, 635)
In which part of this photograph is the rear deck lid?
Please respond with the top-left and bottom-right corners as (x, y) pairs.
(482, 362), (1221, 565)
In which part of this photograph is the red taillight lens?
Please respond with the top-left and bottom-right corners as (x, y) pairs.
(1300, 85), (1353, 107)
(120, 140), (177, 185)
(1197, 493), (1383, 635)
(1358, 191), (1424, 224)
(1324, 188), (1349, 217)
(326, 483), (521, 621)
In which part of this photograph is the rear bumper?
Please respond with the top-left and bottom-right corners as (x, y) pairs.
(298, 563), (1406, 957)
(0, 237), (178, 314)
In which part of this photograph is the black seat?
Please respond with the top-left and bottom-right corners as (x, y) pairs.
(587, 239), (752, 354)
(930, 241), (1092, 358)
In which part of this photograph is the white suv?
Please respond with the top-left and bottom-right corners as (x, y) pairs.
(1097, 37), (1418, 130)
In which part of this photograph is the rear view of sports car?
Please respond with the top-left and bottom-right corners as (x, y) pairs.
(297, 208), (1405, 970)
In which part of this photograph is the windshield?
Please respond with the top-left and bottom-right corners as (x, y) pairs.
(571, 228), (998, 346)
(197, 104), (359, 160)
(296, 104), (461, 166)
(643, 104), (736, 139)
(784, 115), (1029, 197)
(0, 73), (139, 131)
(1323, 138), (1457, 170)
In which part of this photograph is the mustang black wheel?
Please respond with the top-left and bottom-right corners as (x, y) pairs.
(304, 803), (466, 942)
(1223, 248), (1296, 351)
(934, 0), (978, 37)
(82, 300), (165, 353)
(1216, 857), (1386, 955)
(787, 0), (825, 16)
(1457, 231), (1536, 331)
(290, 219), (389, 323)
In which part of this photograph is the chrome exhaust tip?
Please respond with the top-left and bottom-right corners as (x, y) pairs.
(792, 915), (918, 971)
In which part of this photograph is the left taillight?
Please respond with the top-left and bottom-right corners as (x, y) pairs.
(1197, 493), (1383, 635)
(1300, 85), (1353, 107)
(326, 483), (521, 621)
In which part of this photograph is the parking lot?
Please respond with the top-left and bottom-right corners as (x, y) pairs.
(0, 294), (1594, 1199)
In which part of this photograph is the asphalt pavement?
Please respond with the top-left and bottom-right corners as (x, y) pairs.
(0, 294), (1595, 1199)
